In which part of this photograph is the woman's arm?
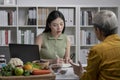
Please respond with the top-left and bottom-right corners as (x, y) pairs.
(64, 36), (71, 63)
(35, 34), (43, 52)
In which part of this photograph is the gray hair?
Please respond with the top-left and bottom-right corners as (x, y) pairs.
(93, 10), (118, 37)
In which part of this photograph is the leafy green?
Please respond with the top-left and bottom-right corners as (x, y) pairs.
(1, 64), (14, 76)
(32, 63), (42, 69)
(23, 70), (31, 76)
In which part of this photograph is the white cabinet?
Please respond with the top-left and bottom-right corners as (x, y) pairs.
(78, 6), (119, 64)
(0, 6), (17, 46)
(0, 4), (119, 63)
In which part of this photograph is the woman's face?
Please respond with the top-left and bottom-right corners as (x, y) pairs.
(49, 17), (64, 37)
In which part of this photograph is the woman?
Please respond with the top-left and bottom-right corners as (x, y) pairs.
(35, 10), (71, 64)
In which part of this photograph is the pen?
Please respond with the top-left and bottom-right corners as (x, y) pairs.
(56, 54), (60, 58)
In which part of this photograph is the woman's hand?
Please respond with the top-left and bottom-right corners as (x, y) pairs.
(55, 54), (64, 64)
(69, 60), (83, 77)
(57, 58), (64, 64)
(64, 57), (70, 63)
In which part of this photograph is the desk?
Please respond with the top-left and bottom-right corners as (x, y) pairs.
(56, 67), (79, 80)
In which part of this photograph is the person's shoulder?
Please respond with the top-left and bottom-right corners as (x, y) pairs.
(36, 33), (43, 40)
(40, 32), (51, 39)
(37, 32), (49, 39)
(93, 42), (102, 47)
(90, 42), (106, 52)
(39, 32), (48, 36)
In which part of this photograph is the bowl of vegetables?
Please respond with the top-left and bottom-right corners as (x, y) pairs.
(32, 59), (49, 70)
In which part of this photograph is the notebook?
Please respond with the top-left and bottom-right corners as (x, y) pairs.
(9, 44), (40, 63)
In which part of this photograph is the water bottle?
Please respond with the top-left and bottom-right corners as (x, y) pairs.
(0, 54), (6, 71)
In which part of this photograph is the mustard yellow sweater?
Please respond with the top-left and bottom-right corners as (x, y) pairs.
(81, 34), (120, 80)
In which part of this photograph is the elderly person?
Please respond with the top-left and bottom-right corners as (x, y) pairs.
(70, 10), (120, 80)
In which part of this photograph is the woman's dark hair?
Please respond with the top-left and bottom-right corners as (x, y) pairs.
(43, 10), (66, 33)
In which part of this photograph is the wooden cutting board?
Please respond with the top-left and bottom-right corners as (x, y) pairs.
(0, 73), (56, 80)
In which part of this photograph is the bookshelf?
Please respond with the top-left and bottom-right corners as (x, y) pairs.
(78, 6), (119, 64)
(0, 5), (77, 62)
(0, 4), (119, 63)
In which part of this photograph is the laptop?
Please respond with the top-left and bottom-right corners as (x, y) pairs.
(9, 44), (40, 63)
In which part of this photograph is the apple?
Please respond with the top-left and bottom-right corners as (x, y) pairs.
(14, 67), (24, 76)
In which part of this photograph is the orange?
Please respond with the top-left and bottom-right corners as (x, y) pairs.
(23, 64), (33, 71)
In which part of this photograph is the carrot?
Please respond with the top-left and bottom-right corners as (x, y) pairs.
(32, 69), (51, 75)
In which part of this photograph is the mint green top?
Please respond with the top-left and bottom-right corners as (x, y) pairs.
(40, 33), (67, 59)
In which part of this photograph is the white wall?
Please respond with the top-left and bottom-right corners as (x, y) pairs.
(1, 0), (119, 5)
(17, 0), (120, 6)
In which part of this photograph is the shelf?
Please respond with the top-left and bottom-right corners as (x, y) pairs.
(0, 5), (119, 63)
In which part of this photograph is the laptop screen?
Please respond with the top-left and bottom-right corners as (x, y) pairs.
(9, 44), (40, 63)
